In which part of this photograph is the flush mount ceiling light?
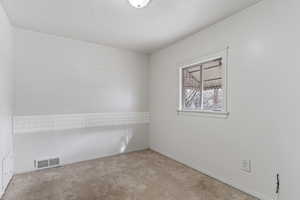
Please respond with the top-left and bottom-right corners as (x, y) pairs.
(128, 0), (151, 8)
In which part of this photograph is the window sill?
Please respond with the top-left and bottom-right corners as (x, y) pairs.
(177, 109), (229, 119)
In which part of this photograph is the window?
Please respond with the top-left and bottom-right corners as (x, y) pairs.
(179, 50), (228, 115)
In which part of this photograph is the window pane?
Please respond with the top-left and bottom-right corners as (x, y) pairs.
(181, 57), (225, 112)
(202, 58), (224, 111)
(203, 88), (224, 111)
(182, 65), (202, 110)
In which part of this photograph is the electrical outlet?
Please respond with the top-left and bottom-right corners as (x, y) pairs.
(241, 160), (251, 173)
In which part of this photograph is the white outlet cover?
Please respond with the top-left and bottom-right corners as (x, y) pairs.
(241, 160), (252, 173)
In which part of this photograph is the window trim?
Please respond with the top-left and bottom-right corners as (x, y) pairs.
(178, 48), (229, 116)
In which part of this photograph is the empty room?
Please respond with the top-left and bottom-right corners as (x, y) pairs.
(0, 0), (299, 199)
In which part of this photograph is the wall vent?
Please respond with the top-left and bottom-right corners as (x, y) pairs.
(49, 158), (60, 166)
(35, 158), (60, 169)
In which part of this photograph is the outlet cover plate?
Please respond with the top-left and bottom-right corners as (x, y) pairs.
(241, 160), (251, 173)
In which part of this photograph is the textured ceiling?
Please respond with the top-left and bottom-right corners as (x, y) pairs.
(2, 0), (261, 53)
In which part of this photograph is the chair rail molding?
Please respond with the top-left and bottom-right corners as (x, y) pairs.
(14, 112), (150, 134)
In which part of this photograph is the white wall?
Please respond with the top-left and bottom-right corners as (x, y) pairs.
(0, 2), (14, 198)
(14, 28), (149, 115)
(149, 0), (300, 200)
(15, 125), (148, 173)
(10, 1), (300, 199)
(14, 28), (149, 173)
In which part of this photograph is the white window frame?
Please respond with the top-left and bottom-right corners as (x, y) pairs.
(178, 48), (229, 117)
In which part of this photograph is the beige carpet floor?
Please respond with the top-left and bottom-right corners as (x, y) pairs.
(2, 150), (258, 200)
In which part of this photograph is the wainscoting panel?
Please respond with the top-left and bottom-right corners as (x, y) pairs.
(14, 112), (150, 134)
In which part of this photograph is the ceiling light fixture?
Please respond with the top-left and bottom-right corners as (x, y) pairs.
(128, 0), (151, 8)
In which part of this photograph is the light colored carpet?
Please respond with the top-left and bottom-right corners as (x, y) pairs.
(2, 150), (258, 200)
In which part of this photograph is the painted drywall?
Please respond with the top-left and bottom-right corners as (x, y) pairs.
(0, 2), (14, 198)
(15, 125), (148, 173)
(2, 0), (262, 53)
(149, 0), (299, 199)
(14, 28), (149, 115)
(14, 28), (149, 173)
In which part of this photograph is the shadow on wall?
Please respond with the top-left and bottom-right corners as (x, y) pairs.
(14, 124), (148, 173)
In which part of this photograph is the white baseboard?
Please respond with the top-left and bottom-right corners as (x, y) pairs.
(0, 174), (12, 200)
(1, 152), (13, 200)
(150, 147), (274, 200)
(0, 175), (13, 200)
